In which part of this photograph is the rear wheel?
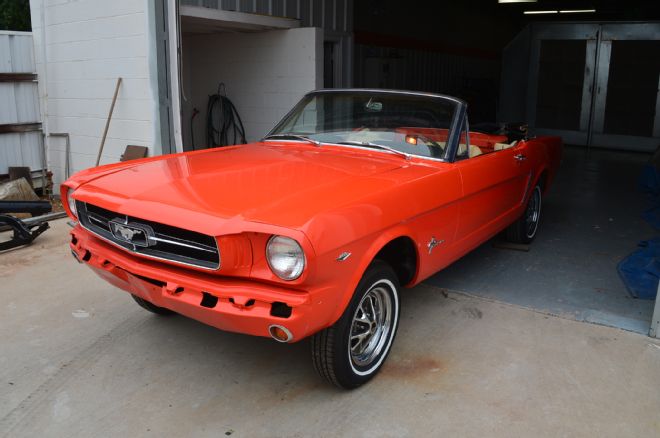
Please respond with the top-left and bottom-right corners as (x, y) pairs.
(506, 184), (542, 244)
(311, 261), (400, 389)
(131, 294), (175, 315)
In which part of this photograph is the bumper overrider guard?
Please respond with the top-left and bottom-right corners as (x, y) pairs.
(70, 225), (331, 342)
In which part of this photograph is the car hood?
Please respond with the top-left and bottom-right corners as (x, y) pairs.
(72, 142), (424, 236)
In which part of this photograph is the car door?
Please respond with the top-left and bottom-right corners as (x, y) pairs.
(453, 127), (533, 253)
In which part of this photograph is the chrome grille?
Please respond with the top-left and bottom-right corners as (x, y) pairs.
(77, 201), (220, 270)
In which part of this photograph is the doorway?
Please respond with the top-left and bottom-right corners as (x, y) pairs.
(527, 23), (660, 152)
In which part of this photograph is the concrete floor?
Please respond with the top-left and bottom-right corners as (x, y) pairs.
(2, 219), (660, 437)
(428, 146), (657, 334)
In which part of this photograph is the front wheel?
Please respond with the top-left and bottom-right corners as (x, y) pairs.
(506, 184), (542, 244)
(311, 261), (400, 389)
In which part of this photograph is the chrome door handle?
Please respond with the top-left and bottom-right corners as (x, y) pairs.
(514, 154), (527, 161)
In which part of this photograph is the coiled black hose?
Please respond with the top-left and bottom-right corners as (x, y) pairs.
(206, 84), (247, 148)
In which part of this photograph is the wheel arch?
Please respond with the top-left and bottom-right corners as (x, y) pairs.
(531, 167), (549, 196)
(373, 236), (418, 287)
(326, 228), (419, 326)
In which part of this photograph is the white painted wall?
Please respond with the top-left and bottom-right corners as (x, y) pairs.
(29, 0), (160, 189)
(181, 27), (323, 148)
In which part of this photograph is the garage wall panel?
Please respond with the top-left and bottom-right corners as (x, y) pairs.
(354, 44), (499, 122)
(499, 26), (530, 123)
(256, 0), (269, 14)
(0, 31), (43, 175)
(238, 0), (253, 13)
(181, 0), (354, 32)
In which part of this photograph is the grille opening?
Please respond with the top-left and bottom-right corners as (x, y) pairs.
(174, 286), (184, 294)
(200, 292), (218, 308)
(82, 250), (91, 262)
(270, 302), (292, 318)
(71, 235), (78, 245)
(77, 201), (220, 270)
(102, 260), (111, 267)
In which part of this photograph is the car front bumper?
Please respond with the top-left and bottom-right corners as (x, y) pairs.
(69, 226), (336, 342)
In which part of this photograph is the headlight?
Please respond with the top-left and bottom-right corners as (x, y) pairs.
(66, 188), (77, 219)
(266, 236), (305, 280)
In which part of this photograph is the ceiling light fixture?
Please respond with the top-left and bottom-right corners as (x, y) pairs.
(559, 9), (597, 13)
(523, 10), (558, 14)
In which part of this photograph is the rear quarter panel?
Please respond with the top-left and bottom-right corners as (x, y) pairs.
(525, 135), (563, 192)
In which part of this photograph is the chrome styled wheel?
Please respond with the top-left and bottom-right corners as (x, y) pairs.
(349, 282), (395, 370)
(311, 261), (400, 388)
(525, 186), (542, 239)
(506, 183), (543, 244)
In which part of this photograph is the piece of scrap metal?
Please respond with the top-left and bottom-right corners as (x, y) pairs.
(0, 214), (50, 251)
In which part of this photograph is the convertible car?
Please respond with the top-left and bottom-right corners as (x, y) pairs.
(63, 89), (562, 388)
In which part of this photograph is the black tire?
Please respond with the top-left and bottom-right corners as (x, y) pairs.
(311, 260), (400, 389)
(131, 294), (175, 315)
(506, 184), (542, 244)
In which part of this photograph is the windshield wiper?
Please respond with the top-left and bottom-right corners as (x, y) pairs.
(262, 134), (321, 146)
(335, 141), (411, 160)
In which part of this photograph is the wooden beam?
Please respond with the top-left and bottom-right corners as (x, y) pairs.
(180, 5), (299, 33)
(0, 73), (37, 82)
(0, 122), (42, 134)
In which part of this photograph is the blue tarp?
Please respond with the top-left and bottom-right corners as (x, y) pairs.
(639, 163), (660, 230)
(638, 163), (660, 196)
(618, 162), (660, 299)
(618, 239), (660, 300)
(642, 204), (660, 231)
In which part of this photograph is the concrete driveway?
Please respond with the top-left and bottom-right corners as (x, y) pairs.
(2, 219), (660, 437)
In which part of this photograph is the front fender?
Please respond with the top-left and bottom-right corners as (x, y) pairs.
(323, 225), (418, 327)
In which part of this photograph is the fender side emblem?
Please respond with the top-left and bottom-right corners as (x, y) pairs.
(427, 237), (444, 254)
(336, 252), (351, 261)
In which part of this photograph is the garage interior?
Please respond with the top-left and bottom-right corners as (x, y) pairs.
(171, 0), (660, 336)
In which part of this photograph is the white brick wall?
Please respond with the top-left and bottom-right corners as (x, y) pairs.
(29, 0), (158, 189)
(182, 27), (322, 148)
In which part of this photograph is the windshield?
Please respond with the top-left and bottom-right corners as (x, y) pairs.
(267, 90), (460, 160)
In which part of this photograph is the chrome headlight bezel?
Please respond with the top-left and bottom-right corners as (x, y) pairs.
(66, 188), (78, 219)
(266, 235), (306, 281)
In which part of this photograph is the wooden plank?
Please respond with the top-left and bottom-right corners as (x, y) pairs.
(0, 122), (41, 134)
(0, 73), (37, 82)
(120, 145), (149, 162)
(8, 166), (32, 187)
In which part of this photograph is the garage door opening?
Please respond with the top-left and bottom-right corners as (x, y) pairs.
(424, 21), (660, 335)
(179, 5), (322, 151)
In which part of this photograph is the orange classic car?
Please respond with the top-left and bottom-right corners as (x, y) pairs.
(63, 89), (561, 388)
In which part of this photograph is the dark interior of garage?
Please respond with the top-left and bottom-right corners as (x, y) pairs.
(353, 0), (660, 334)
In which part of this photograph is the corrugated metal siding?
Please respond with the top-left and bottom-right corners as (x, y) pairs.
(181, 0), (353, 32)
(354, 44), (500, 122)
(0, 31), (43, 175)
